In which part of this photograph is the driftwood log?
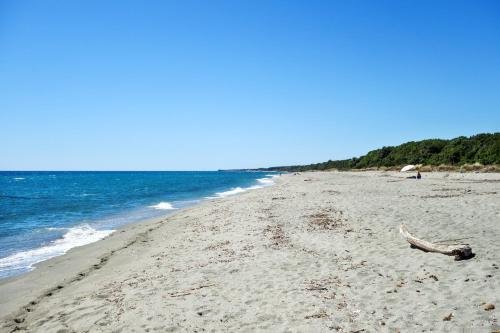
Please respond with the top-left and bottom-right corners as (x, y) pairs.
(399, 224), (473, 260)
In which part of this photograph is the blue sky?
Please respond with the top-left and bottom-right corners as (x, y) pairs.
(1, 0), (499, 170)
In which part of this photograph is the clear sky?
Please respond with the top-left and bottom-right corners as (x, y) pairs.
(1, 0), (499, 170)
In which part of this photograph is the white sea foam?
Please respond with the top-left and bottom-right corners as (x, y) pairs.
(0, 225), (113, 276)
(14, 177), (25, 180)
(246, 185), (264, 190)
(215, 187), (247, 197)
(45, 227), (69, 231)
(257, 178), (274, 185)
(149, 202), (176, 210)
(211, 175), (277, 199)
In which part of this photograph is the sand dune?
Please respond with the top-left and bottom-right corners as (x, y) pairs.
(1, 171), (499, 332)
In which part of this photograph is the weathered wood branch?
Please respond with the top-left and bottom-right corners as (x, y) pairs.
(399, 224), (473, 260)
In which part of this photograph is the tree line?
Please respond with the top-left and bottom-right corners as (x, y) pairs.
(259, 133), (500, 172)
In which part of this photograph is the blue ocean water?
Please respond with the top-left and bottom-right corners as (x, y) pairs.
(0, 171), (277, 279)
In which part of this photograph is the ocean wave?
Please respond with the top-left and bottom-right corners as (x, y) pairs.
(215, 187), (247, 197)
(207, 175), (278, 199)
(67, 193), (97, 198)
(45, 227), (69, 231)
(0, 225), (113, 277)
(149, 202), (176, 210)
(14, 177), (25, 180)
(257, 178), (274, 185)
(246, 185), (264, 190)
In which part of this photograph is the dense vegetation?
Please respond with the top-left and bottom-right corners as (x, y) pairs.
(260, 133), (500, 172)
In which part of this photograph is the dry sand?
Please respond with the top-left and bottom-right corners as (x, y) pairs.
(0, 171), (499, 332)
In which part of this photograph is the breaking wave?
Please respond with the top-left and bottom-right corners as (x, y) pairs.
(149, 202), (176, 210)
(0, 225), (114, 278)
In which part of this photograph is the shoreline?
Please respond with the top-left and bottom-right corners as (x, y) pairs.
(1, 171), (499, 332)
(0, 172), (279, 281)
(0, 173), (282, 317)
(0, 193), (245, 315)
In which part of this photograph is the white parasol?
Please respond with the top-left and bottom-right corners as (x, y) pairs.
(400, 165), (416, 172)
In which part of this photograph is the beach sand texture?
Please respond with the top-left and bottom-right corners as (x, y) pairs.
(0, 171), (499, 332)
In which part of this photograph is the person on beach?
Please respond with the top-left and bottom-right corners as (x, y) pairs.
(407, 171), (422, 180)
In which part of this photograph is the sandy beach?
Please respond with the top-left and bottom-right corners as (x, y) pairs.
(0, 171), (499, 332)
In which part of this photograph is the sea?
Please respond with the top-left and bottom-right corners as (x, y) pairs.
(0, 171), (278, 279)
